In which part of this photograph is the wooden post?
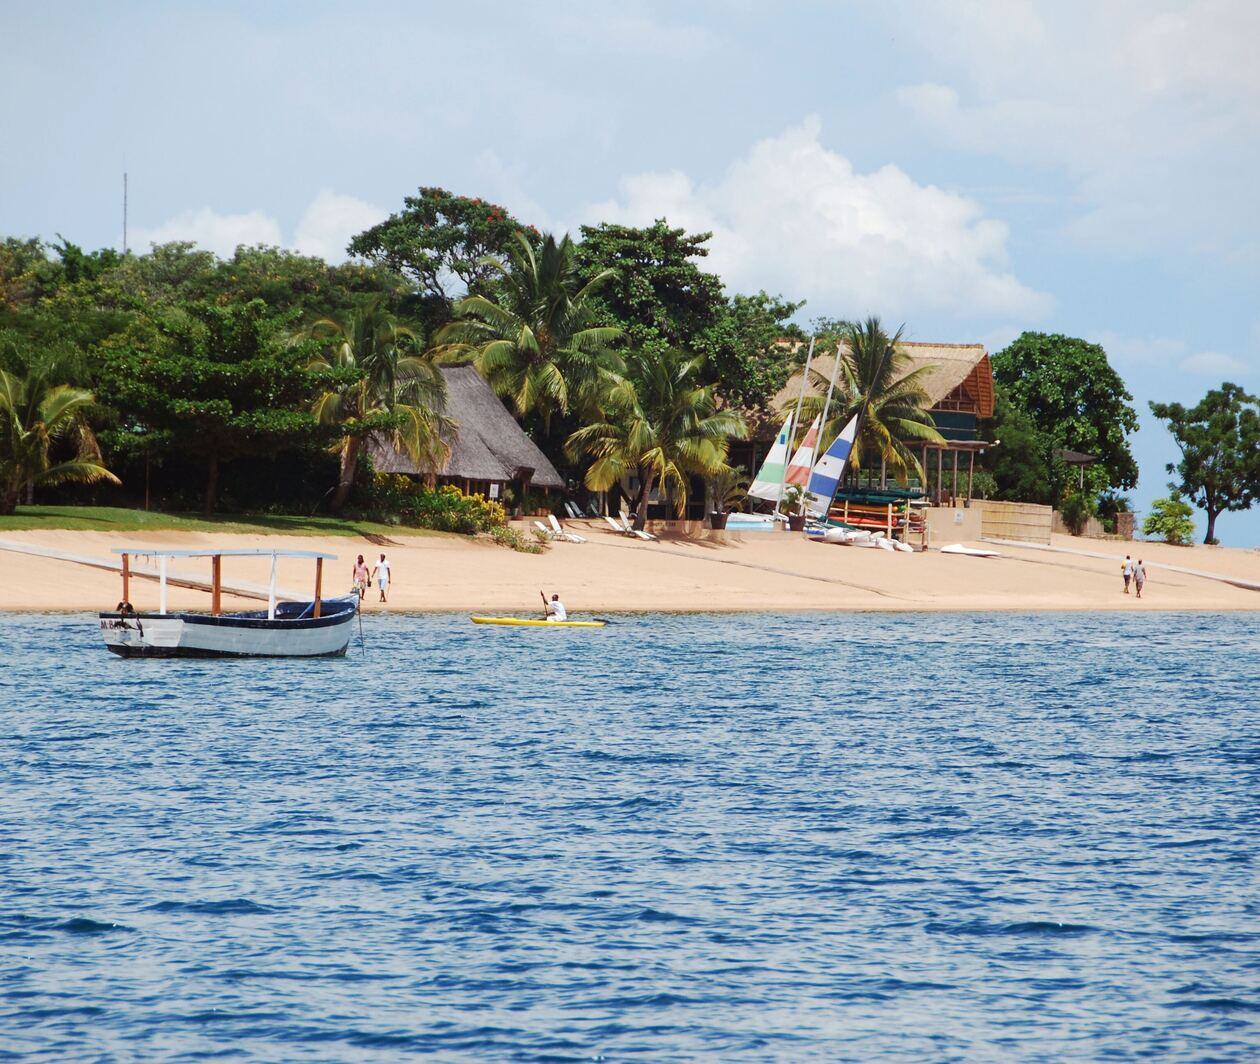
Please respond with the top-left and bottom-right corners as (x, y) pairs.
(952, 449), (959, 504)
(267, 554), (277, 621)
(211, 555), (221, 615)
(313, 558), (323, 619)
(967, 450), (975, 501)
(121, 553), (130, 604)
(843, 499), (850, 525)
(886, 503), (893, 537)
(880, 454), (887, 489)
(158, 555), (168, 615)
(936, 447), (944, 505)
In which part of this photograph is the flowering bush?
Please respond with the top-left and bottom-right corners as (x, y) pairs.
(355, 474), (506, 534)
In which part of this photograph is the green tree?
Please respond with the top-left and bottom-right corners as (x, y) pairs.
(433, 232), (622, 431)
(795, 317), (943, 483)
(0, 355), (119, 514)
(1149, 382), (1260, 544)
(304, 297), (452, 512)
(566, 347), (747, 530)
(348, 187), (534, 307)
(991, 333), (1139, 496)
(99, 300), (321, 515)
(576, 220), (803, 409)
(979, 390), (1055, 503)
(1142, 494), (1195, 545)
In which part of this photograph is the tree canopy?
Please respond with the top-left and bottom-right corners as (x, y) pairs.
(576, 220), (802, 409)
(98, 299), (323, 514)
(348, 187), (534, 309)
(1149, 382), (1260, 543)
(991, 332), (1139, 497)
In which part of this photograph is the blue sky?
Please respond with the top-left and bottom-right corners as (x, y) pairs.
(3, 1), (1258, 544)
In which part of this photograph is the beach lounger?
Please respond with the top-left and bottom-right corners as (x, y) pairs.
(548, 513), (587, 543)
(616, 512), (658, 542)
(534, 519), (560, 540)
(564, 501), (583, 519)
(585, 501), (601, 518)
(604, 515), (632, 536)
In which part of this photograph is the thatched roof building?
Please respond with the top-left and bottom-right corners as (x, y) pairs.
(369, 365), (564, 495)
(772, 341), (994, 439)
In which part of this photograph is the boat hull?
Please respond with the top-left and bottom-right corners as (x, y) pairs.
(99, 598), (359, 658)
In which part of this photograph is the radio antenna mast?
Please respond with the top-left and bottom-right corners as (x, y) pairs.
(122, 171), (128, 255)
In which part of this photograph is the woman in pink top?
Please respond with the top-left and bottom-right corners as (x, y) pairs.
(351, 554), (370, 600)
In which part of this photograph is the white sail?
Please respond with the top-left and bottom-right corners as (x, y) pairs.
(748, 414), (794, 501)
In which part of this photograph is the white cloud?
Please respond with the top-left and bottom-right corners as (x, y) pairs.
(886, 0), (1260, 252)
(293, 190), (386, 262)
(582, 117), (1051, 321)
(133, 207), (282, 258)
(1179, 350), (1251, 377)
(133, 191), (384, 263)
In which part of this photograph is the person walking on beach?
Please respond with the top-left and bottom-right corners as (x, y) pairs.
(1133, 559), (1147, 599)
(372, 553), (390, 603)
(1122, 555), (1134, 594)
(352, 554), (370, 601)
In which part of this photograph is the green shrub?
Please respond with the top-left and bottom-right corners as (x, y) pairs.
(490, 524), (545, 553)
(353, 474), (507, 534)
(1142, 494), (1195, 545)
(1059, 492), (1096, 536)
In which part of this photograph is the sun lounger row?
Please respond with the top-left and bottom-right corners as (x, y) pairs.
(534, 514), (588, 543)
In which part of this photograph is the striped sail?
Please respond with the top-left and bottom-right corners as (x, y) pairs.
(784, 416), (820, 486)
(748, 414), (794, 501)
(804, 414), (859, 516)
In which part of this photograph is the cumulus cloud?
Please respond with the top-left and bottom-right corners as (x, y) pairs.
(1179, 350), (1252, 377)
(582, 117), (1050, 321)
(886, 0), (1260, 251)
(132, 207), (282, 258)
(133, 191), (384, 262)
(293, 190), (386, 262)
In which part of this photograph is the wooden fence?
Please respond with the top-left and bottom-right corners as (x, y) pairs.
(977, 500), (1053, 544)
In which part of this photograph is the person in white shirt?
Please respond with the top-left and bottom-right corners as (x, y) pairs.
(371, 553), (391, 603)
(545, 593), (567, 622)
(1122, 555), (1133, 594)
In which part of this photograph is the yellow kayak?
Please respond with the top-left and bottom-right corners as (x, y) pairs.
(470, 616), (607, 628)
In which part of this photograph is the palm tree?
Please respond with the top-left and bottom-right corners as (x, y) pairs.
(795, 317), (943, 483)
(304, 297), (452, 512)
(567, 347), (747, 530)
(0, 358), (119, 515)
(432, 232), (623, 430)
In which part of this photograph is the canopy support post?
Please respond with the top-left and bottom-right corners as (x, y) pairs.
(121, 553), (130, 604)
(268, 555), (277, 620)
(211, 555), (222, 615)
(313, 558), (323, 619)
(967, 451), (975, 501)
(952, 449), (959, 504)
(158, 556), (168, 615)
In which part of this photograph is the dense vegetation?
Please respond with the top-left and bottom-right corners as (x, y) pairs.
(3, 185), (1256, 539)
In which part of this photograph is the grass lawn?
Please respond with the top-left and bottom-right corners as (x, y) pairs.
(0, 505), (445, 539)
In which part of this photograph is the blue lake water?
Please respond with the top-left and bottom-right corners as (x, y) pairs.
(1, 611), (1257, 1061)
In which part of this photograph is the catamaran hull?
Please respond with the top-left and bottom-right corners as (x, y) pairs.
(99, 599), (358, 658)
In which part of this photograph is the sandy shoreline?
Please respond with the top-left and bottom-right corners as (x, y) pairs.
(1, 522), (1256, 614)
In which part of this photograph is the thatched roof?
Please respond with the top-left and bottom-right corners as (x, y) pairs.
(369, 365), (564, 489)
(773, 341), (994, 419)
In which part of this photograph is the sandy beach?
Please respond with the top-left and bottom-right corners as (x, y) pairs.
(0, 522), (1256, 614)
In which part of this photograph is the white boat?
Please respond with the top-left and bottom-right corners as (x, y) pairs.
(939, 543), (1001, 558)
(98, 548), (358, 658)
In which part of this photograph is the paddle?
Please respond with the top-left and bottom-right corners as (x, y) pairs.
(539, 589), (548, 619)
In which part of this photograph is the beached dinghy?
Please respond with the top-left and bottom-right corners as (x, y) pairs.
(99, 548), (358, 658)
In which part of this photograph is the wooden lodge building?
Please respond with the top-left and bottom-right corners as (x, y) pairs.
(369, 365), (564, 505)
(753, 340), (997, 506)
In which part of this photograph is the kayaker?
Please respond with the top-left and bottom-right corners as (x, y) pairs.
(545, 593), (568, 622)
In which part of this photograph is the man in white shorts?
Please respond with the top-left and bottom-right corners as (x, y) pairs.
(372, 553), (391, 603)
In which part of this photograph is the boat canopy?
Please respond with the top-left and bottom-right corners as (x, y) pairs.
(110, 548), (338, 560)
